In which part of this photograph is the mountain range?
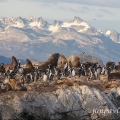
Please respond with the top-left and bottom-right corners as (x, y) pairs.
(0, 16), (120, 64)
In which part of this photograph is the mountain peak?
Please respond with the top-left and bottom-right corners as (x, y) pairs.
(73, 16), (83, 23)
(52, 20), (63, 26)
(104, 29), (120, 43)
(0, 16), (120, 64)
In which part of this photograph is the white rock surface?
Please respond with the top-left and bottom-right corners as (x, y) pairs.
(0, 85), (120, 120)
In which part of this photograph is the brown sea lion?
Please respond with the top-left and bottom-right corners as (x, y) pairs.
(0, 83), (13, 93)
(87, 62), (93, 67)
(104, 82), (118, 89)
(108, 72), (120, 82)
(38, 61), (49, 72)
(67, 55), (80, 68)
(9, 79), (27, 91)
(106, 61), (115, 69)
(4, 56), (18, 72)
(47, 53), (60, 67)
(10, 56), (18, 68)
(59, 54), (68, 67)
(39, 53), (60, 72)
(23, 59), (34, 73)
(4, 83), (13, 91)
(115, 62), (120, 70)
(25, 59), (33, 69)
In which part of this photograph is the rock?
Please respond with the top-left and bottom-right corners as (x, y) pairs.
(67, 54), (104, 67)
(0, 85), (120, 120)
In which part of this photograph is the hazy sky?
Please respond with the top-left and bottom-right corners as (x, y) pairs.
(0, 0), (120, 32)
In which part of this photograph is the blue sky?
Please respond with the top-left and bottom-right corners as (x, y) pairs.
(0, 0), (120, 32)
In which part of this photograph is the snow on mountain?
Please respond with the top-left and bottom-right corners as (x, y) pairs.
(104, 29), (120, 43)
(0, 16), (100, 35)
(0, 27), (30, 42)
(105, 30), (111, 35)
(0, 17), (26, 28)
(28, 17), (49, 29)
(48, 17), (99, 35)
(0, 16), (120, 64)
(49, 21), (60, 32)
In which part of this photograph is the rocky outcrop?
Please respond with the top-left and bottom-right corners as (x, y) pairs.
(67, 55), (104, 67)
(108, 87), (120, 108)
(0, 85), (120, 120)
(79, 55), (104, 66)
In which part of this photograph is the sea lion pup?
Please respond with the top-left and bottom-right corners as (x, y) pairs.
(9, 79), (27, 91)
(4, 56), (18, 73)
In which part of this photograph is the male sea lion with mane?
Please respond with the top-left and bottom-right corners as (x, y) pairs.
(47, 53), (60, 68)
(39, 53), (60, 72)
(67, 55), (80, 68)
(59, 54), (68, 67)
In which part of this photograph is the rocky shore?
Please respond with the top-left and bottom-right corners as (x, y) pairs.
(0, 78), (120, 120)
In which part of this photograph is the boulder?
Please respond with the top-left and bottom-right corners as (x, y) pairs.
(0, 85), (120, 120)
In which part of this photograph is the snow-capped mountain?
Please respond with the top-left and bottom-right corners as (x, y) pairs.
(0, 16), (120, 64)
(104, 29), (120, 43)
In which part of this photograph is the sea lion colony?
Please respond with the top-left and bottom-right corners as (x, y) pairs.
(0, 53), (120, 93)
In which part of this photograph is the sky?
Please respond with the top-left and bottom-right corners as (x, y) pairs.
(0, 0), (120, 32)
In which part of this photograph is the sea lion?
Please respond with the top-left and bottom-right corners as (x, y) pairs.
(67, 55), (80, 68)
(59, 54), (68, 67)
(106, 61), (115, 69)
(47, 53), (60, 68)
(4, 83), (13, 91)
(104, 82), (118, 89)
(0, 83), (12, 93)
(4, 56), (18, 73)
(108, 72), (120, 82)
(39, 53), (60, 72)
(9, 79), (27, 91)
(25, 59), (33, 69)
(22, 59), (34, 74)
